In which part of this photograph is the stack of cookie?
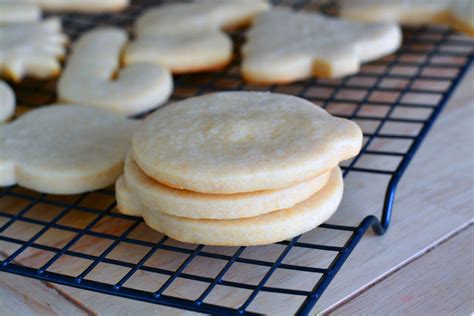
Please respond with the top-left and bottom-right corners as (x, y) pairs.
(116, 91), (362, 246)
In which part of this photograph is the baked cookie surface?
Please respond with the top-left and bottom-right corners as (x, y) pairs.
(117, 168), (343, 246)
(0, 105), (138, 194)
(124, 153), (331, 219)
(132, 92), (362, 194)
(21, 0), (129, 13)
(124, 0), (269, 73)
(339, 0), (474, 36)
(58, 27), (173, 116)
(242, 8), (401, 83)
(0, 18), (67, 81)
(0, 81), (15, 122)
(0, 2), (41, 24)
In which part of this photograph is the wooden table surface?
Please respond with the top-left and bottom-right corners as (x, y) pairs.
(0, 67), (473, 315)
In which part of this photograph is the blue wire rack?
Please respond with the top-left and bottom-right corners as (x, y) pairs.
(1, 0), (473, 314)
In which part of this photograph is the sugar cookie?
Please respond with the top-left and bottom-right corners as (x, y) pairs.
(0, 2), (41, 24)
(0, 18), (67, 81)
(241, 8), (401, 83)
(0, 105), (138, 194)
(124, 0), (269, 73)
(0, 81), (15, 122)
(132, 92), (362, 194)
(116, 168), (343, 246)
(124, 153), (331, 219)
(20, 0), (129, 13)
(58, 27), (173, 116)
(339, 0), (474, 36)
(125, 30), (232, 74)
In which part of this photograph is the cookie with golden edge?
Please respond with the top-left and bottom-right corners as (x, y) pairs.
(0, 2), (41, 24)
(241, 8), (401, 84)
(0, 81), (15, 122)
(0, 18), (67, 81)
(58, 27), (173, 116)
(0, 105), (138, 194)
(116, 167), (343, 246)
(124, 153), (331, 219)
(339, 0), (474, 36)
(124, 0), (270, 74)
(132, 92), (362, 194)
(22, 0), (129, 13)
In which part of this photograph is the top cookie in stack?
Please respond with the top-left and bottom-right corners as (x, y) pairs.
(116, 91), (362, 246)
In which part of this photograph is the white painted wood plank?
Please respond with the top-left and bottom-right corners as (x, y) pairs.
(0, 272), (89, 316)
(313, 67), (474, 313)
(330, 225), (474, 315)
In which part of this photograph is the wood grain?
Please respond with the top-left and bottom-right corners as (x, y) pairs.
(314, 67), (474, 313)
(55, 285), (200, 316)
(0, 272), (89, 316)
(330, 225), (474, 315)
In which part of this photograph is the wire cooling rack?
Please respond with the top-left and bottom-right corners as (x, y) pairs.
(1, 0), (473, 314)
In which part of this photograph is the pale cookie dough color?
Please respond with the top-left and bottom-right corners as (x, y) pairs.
(0, 81), (15, 122)
(116, 168), (343, 246)
(20, 0), (129, 13)
(124, 153), (331, 219)
(241, 8), (401, 84)
(132, 92), (362, 194)
(339, 0), (474, 36)
(58, 27), (173, 116)
(0, 18), (67, 81)
(0, 2), (41, 24)
(0, 105), (138, 194)
(124, 0), (270, 73)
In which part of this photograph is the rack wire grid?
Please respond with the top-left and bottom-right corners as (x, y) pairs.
(1, 0), (473, 314)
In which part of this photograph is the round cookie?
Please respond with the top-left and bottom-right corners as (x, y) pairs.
(132, 92), (362, 194)
(0, 81), (15, 122)
(0, 104), (138, 194)
(116, 167), (343, 246)
(124, 153), (331, 219)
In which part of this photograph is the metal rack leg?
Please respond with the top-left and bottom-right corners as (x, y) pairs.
(374, 177), (399, 235)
